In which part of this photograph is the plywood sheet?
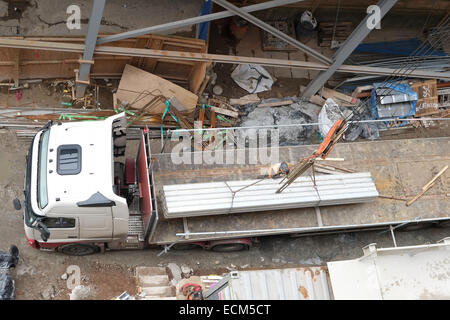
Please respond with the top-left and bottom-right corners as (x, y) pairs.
(411, 79), (439, 117)
(116, 64), (198, 114)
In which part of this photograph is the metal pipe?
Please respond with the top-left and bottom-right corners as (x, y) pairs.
(302, 0), (398, 97)
(212, 0), (332, 65)
(96, 0), (304, 44)
(76, 0), (106, 98)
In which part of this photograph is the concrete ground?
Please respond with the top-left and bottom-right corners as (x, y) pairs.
(0, 0), (203, 36)
(0, 130), (449, 299)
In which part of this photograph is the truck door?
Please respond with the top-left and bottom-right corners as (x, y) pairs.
(79, 207), (113, 239)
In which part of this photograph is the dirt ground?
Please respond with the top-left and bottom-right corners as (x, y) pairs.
(1, 129), (449, 300)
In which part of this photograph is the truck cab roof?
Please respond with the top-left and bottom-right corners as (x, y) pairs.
(31, 114), (126, 216)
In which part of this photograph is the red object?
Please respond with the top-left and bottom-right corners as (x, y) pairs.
(34, 50), (40, 59)
(36, 241), (81, 249)
(314, 119), (346, 159)
(229, 17), (249, 40)
(125, 158), (136, 185)
(137, 133), (152, 229)
(26, 237), (39, 249)
(14, 90), (22, 101)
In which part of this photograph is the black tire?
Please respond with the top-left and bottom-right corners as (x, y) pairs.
(210, 243), (248, 252)
(60, 244), (99, 256)
(171, 243), (202, 251)
(397, 222), (436, 232)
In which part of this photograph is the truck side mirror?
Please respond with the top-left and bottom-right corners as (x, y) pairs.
(13, 199), (21, 211)
(36, 221), (50, 242)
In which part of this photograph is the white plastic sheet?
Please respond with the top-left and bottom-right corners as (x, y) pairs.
(318, 98), (344, 138)
(231, 64), (273, 93)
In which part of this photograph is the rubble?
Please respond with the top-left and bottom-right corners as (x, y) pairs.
(69, 285), (96, 300)
(181, 265), (193, 278)
(167, 263), (182, 283)
(237, 97), (320, 146)
(41, 285), (55, 300)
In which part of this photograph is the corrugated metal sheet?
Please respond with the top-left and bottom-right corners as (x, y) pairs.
(161, 172), (378, 218)
(217, 267), (333, 300)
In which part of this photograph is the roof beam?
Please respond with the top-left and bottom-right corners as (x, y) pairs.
(96, 0), (304, 45)
(301, 0), (398, 98)
(76, 0), (105, 98)
(212, 0), (332, 65)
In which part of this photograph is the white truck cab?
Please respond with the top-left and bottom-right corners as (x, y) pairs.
(23, 113), (135, 255)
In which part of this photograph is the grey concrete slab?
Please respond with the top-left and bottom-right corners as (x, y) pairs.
(0, 0), (204, 36)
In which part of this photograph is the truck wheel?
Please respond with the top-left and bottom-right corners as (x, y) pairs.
(60, 244), (99, 256)
(210, 243), (248, 252)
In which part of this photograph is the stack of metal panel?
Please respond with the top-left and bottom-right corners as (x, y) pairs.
(215, 267), (332, 300)
(161, 172), (378, 218)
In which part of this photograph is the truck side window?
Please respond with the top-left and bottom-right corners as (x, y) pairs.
(57, 145), (82, 175)
(44, 217), (76, 228)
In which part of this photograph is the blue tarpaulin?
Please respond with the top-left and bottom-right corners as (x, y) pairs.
(369, 82), (417, 126)
(197, 0), (212, 41)
(355, 38), (446, 56)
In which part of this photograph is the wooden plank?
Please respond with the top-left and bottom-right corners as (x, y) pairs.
(116, 64), (198, 114)
(0, 35), (207, 93)
(229, 94), (260, 105)
(309, 95), (325, 106)
(410, 80), (440, 117)
(316, 157), (345, 162)
(352, 85), (373, 97)
(195, 74), (210, 96)
(406, 165), (448, 206)
(406, 182), (436, 206)
(210, 106), (239, 118)
(0, 38), (447, 81)
(257, 100), (294, 108)
(422, 165), (448, 191)
(321, 88), (357, 104)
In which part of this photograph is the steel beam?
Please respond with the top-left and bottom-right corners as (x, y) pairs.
(76, 0), (105, 98)
(212, 0), (332, 65)
(0, 38), (448, 80)
(301, 0), (398, 98)
(97, 0), (304, 45)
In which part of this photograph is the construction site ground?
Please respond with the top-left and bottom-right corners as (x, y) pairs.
(1, 130), (449, 300)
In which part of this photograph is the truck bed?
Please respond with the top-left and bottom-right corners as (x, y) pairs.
(149, 137), (449, 245)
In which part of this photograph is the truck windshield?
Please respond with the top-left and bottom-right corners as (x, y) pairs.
(37, 130), (50, 209)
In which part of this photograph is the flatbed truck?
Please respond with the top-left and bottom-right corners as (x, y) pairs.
(21, 114), (450, 255)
